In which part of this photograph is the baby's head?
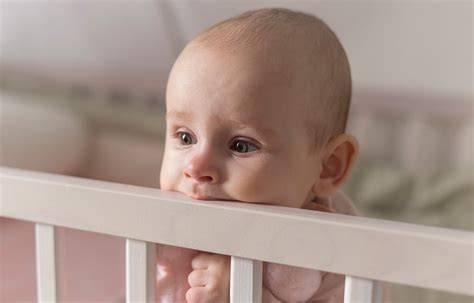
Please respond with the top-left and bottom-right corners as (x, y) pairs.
(160, 8), (358, 208)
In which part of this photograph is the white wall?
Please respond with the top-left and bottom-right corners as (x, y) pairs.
(1, 1), (472, 99)
(0, 0), (176, 95)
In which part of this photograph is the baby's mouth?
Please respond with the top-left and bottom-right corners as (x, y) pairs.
(185, 185), (217, 200)
(180, 184), (239, 202)
(183, 190), (268, 205)
(186, 192), (215, 200)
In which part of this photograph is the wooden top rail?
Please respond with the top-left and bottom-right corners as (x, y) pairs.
(1, 167), (472, 296)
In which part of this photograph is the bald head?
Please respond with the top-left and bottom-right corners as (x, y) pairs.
(187, 8), (352, 148)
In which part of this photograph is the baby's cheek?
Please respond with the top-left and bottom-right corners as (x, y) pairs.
(159, 153), (183, 191)
(159, 171), (175, 191)
(235, 163), (302, 206)
(230, 166), (278, 202)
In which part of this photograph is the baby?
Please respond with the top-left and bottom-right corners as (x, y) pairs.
(157, 8), (361, 303)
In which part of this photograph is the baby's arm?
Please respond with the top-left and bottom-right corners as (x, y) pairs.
(263, 262), (322, 302)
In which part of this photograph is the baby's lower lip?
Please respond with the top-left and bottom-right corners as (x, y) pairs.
(185, 185), (217, 200)
(185, 191), (215, 200)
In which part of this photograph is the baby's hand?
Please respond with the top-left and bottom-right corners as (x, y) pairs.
(186, 252), (230, 303)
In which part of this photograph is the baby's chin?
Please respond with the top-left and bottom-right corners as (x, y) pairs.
(181, 190), (272, 205)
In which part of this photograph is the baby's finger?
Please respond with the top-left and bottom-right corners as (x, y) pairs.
(191, 252), (214, 270)
(185, 286), (208, 303)
(187, 269), (208, 287)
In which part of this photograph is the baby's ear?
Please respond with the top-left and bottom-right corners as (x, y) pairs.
(312, 134), (359, 197)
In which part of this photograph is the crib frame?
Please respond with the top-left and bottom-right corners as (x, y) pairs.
(1, 166), (473, 303)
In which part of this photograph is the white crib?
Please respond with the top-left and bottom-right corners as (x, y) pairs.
(1, 82), (473, 302)
(1, 166), (472, 303)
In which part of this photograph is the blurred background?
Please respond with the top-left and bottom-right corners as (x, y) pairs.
(1, 1), (472, 302)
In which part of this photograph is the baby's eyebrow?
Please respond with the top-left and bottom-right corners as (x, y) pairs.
(166, 110), (192, 120)
(228, 119), (276, 138)
(167, 110), (275, 138)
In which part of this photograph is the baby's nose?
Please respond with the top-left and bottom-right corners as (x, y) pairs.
(183, 170), (215, 183)
(183, 154), (219, 183)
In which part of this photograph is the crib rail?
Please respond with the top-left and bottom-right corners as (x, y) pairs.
(1, 167), (473, 301)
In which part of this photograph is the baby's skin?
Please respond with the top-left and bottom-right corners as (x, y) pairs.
(155, 245), (323, 302)
(157, 8), (358, 303)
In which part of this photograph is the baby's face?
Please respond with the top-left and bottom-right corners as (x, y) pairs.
(160, 45), (323, 208)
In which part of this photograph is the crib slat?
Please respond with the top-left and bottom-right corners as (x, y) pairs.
(35, 223), (57, 303)
(344, 276), (380, 303)
(230, 256), (262, 303)
(126, 239), (156, 303)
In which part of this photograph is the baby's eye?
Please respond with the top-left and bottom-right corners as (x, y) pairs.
(230, 139), (259, 153)
(177, 131), (196, 145)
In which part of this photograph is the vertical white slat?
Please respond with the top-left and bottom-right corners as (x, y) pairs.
(127, 239), (156, 303)
(35, 223), (57, 303)
(230, 256), (262, 303)
(344, 276), (381, 303)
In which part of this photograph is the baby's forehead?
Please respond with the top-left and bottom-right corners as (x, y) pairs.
(175, 44), (294, 90)
(171, 45), (321, 122)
